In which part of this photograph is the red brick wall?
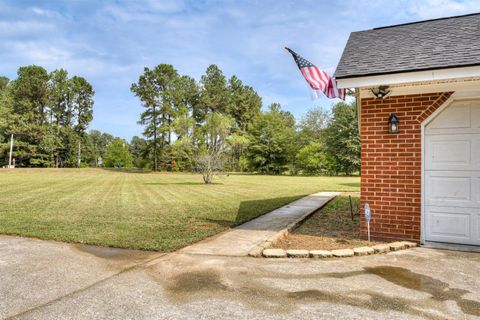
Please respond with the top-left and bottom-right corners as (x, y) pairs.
(360, 92), (452, 242)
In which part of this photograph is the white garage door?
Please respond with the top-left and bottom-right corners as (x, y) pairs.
(425, 99), (480, 246)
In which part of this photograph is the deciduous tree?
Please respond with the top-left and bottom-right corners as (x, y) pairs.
(324, 101), (360, 175)
(103, 138), (133, 168)
(247, 103), (297, 174)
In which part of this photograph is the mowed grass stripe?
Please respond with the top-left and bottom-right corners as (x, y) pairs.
(0, 169), (359, 251)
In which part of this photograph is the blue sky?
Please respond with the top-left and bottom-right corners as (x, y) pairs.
(1, 0), (479, 139)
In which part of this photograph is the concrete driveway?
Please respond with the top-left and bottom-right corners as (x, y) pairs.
(1, 235), (479, 320)
(0, 236), (480, 320)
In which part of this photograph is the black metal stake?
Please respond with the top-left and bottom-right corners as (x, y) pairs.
(349, 195), (354, 221)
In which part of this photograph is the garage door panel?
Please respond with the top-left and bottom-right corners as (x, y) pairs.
(425, 172), (476, 207)
(426, 210), (471, 240)
(425, 137), (471, 170)
(425, 134), (477, 170)
(476, 213), (480, 242)
(474, 105), (480, 128)
(424, 99), (480, 246)
(475, 139), (480, 169)
(426, 102), (471, 131)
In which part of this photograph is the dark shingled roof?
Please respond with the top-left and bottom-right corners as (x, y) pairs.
(334, 13), (480, 79)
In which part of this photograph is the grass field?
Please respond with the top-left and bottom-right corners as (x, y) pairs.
(0, 169), (359, 251)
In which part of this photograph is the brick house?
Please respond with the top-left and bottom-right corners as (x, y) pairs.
(335, 13), (480, 248)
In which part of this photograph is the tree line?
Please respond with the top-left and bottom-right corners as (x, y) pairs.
(128, 63), (360, 178)
(0, 64), (360, 177)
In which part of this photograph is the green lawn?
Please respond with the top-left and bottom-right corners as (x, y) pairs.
(0, 169), (359, 251)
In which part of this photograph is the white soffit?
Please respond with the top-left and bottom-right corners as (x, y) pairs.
(357, 78), (480, 99)
(336, 65), (480, 89)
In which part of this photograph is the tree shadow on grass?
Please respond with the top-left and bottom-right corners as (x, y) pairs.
(144, 182), (223, 186)
(202, 195), (306, 229)
(339, 182), (360, 188)
(102, 168), (152, 174)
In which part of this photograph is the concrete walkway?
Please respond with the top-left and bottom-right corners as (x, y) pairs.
(180, 191), (339, 256)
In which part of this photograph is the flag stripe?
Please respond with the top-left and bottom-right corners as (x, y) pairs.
(304, 67), (324, 91)
(307, 67), (323, 90)
(286, 47), (346, 101)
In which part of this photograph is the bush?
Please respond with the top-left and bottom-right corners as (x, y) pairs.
(296, 142), (335, 175)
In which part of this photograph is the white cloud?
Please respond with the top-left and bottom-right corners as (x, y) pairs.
(408, 0), (480, 19)
(0, 20), (56, 36)
(3, 40), (135, 79)
(100, 0), (186, 23)
(31, 7), (46, 15)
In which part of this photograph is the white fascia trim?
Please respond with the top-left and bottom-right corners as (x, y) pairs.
(336, 65), (480, 89)
(359, 78), (480, 99)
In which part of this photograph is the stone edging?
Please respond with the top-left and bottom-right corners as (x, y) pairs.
(261, 241), (418, 258)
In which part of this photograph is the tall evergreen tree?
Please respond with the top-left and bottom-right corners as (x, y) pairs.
(9, 66), (51, 166)
(48, 70), (94, 167)
(196, 65), (229, 121)
(227, 75), (262, 132)
(70, 76), (94, 134)
(11, 65), (50, 125)
(131, 64), (179, 171)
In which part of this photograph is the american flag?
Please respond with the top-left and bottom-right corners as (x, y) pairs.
(286, 47), (345, 100)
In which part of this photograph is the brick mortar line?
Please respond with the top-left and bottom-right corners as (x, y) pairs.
(415, 92), (452, 123)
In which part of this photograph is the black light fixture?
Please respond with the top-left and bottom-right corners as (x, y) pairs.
(371, 86), (391, 99)
(388, 114), (399, 134)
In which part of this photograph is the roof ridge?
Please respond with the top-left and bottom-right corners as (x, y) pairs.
(373, 12), (480, 30)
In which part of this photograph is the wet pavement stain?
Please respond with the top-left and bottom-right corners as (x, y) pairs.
(152, 264), (480, 319)
(167, 270), (229, 294)
(365, 266), (480, 317)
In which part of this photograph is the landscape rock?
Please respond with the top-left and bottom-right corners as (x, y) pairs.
(263, 249), (287, 258)
(372, 244), (390, 253)
(268, 231), (288, 245)
(389, 242), (407, 251)
(353, 246), (374, 256)
(261, 241), (273, 249)
(286, 249), (310, 258)
(400, 241), (418, 248)
(331, 249), (354, 257)
(310, 250), (333, 258)
(248, 246), (264, 257)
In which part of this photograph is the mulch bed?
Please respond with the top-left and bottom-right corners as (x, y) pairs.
(273, 193), (383, 250)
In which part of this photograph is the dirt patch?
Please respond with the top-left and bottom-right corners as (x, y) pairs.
(274, 234), (381, 250)
(274, 194), (383, 250)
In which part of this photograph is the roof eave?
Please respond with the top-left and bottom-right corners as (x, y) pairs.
(336, 65), (480, 89)
(335, 63), (480, 80)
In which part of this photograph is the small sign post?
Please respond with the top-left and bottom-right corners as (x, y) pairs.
(7, 134), (14, 168)
(364, 203), (371, 243)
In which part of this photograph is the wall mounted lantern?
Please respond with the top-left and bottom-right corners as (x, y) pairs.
(388, 113), (399, 134)
(371, 86), (391, 99)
